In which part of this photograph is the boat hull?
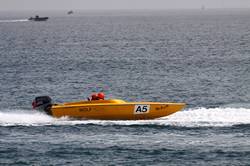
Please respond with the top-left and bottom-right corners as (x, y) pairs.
(50, 100), (185, 120)
(29, 17), (49, 21)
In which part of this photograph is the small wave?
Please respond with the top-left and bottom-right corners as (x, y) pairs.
(0, 107), (250, 127)
(0, 19), (29, 23)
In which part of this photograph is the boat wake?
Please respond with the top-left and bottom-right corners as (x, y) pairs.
(0, 19), (29, 23)
(1, 107), (250, 127)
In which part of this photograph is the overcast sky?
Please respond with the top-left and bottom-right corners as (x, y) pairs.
(0, 0), (250, 11)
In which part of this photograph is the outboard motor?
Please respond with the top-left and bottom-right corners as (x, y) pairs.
(32, 96), (52, 115)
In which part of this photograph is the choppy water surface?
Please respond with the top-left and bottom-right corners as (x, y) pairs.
(0, 10), (250, 165)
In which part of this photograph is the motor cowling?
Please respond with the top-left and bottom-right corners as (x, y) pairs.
(32, 96), (52, 115)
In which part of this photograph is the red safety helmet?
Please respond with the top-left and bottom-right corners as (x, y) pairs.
(97, 92), (105, 100)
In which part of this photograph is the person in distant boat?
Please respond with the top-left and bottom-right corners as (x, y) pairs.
(88, 92), (105, 101)
(91, 93), (98, 100)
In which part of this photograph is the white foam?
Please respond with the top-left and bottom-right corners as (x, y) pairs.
(0, 19), (29, 23)
(162, 107), (250, 127)
(1, 107), (250, 127)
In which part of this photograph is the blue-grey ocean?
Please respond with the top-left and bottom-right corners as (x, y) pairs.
(0, 10), (250, 165)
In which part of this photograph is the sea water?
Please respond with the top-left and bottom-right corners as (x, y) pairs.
(0, 10), (250, 165)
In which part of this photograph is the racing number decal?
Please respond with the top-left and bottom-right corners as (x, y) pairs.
(134, 105), (150, 114)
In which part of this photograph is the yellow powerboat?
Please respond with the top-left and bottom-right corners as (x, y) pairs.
(32, 95), (185, 120)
